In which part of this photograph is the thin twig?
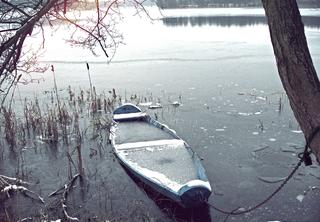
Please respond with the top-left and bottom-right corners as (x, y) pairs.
(0, 174), (30, 186)
(1, 184), (45, 204)
(61, 173), (81, 221)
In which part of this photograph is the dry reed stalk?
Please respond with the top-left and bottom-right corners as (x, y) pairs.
(2, 107), (16, 151)
(73, 112), (84, 176)
(103, 98), (107, 113)
(97, 97), (102, 111)
(80, 89), (84, 103)
(76, 145), (83, 177)
(112, 88), (116, 100)
(68, 85), (74, 102)
(51, 65), (63, 125)
(23, 99), (30, 138)
(86, 63), (93, 101)
(17, 122), (26, 147)
(60, 104), (71, 146)
(0, 141), (4, 160)
(45, 110), (59, 145)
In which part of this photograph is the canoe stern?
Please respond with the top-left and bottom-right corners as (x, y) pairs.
(178, 180), (212, 208)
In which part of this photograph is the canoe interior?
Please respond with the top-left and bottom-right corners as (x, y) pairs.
(113, 119), (202, 191)
(118, 139), (199, 188)
(115, 120), (175, 144)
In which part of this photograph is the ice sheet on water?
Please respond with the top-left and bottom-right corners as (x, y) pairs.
(286, 142), (303, 149)
(280, 147), (296, 153)
(258, 176), (286, 184)
(238, 181), (255, 189)
(253, 145), (269, 152)
(213, 190), (224, 196)
(310, 173), (320, 180)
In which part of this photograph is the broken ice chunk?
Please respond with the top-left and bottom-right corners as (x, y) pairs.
(238, 112), (253, 116)
(172, 101), (181, 107)
(149, 103), (162, 109)
(291, 130), (302, 134)
(215, 129), (225, 132)
(257, 96), (267, 101)
(145, 147), (154, 152)
(296, 194), (305, 202)
(139, 102), (152, 106)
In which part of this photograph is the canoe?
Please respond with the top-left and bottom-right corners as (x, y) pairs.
(110, 103), (211, 208)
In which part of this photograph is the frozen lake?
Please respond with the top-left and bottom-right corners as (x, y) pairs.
(11, 7), (320, 221)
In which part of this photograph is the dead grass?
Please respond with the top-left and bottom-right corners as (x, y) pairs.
(0, 85), (173, 221)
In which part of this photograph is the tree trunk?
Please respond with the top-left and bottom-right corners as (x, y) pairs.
(262, 0), (320, 163)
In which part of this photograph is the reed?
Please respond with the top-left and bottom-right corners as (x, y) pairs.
(278, 97), (283, 114)
(0, 57), (180, 222)
(51, 65), (62, 121)
(2, 107), (16, 152)
(86, 62), (94, 101)
(0, 75), (180, 221)
(0, 139), (4, 161)
(258, 119), (264, 132)
(73, 111), (84, 177)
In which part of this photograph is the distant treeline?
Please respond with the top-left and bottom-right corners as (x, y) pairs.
(156, 0), (320, 8)
(162, 15), (320, 28)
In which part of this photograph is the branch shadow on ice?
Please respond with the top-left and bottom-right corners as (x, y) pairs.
(122, 166), (212, 222)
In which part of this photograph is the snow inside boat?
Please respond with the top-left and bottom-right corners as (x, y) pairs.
(110, 103), (212, 208)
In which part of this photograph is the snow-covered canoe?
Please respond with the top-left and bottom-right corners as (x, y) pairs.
(110, 103), (211, 208)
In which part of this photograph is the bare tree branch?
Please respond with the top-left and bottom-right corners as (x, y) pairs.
(0, 0), (151, 101)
